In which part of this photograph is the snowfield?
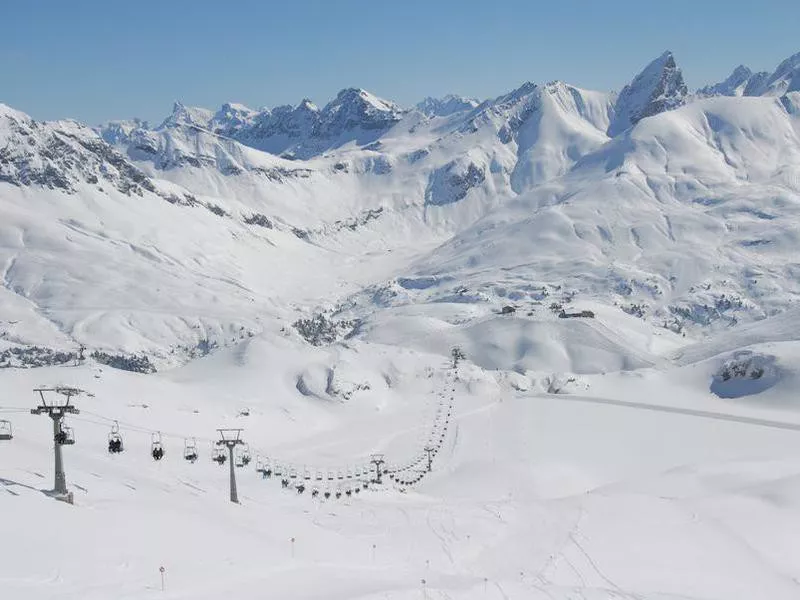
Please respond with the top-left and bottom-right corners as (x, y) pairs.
(3, 49), (800, 599)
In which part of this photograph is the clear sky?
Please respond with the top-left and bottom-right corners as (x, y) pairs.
(1, 0), (798, 125)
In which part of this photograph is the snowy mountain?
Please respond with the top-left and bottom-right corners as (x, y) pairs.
(5, 48), (800, 600)
(757, 51), (800, 96)
(697, 51), (800, 98)
(609, 51), (688, 135)
(415, 94), (480, 117)
(697, 65), (770, 97)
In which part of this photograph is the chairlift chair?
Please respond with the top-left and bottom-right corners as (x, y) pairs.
(151, 432), (164, 460)
(303, 467), (311, 481)
(235, 444), (251, 468)
(108, 421), (124, 454)
(315, 470), (323, 481)
(289, 467), (298, 480)
(183, 438), (198, 463)
(58, 424), (76, 445)
(0, 419), (13, 441)
(212, 445), (227, 465)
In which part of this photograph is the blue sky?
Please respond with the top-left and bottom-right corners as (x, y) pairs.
(1, 0), (798, 125)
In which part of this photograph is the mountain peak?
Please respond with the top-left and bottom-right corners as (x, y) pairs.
(609, 50), (687, 135)
(759, 51), (800, 96)
(416, 95), (480, 117)
(159, 101), (213, 130)
(698, 64), (762, 97)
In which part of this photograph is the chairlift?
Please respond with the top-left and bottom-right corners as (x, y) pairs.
(327, 470), (334, 481)
(212, 445), (227, 465)
(183, 438), (198, 463)
(289, 467), (298, 480)
(303, 467), (311, 481)
(257, 458), (273, 478)
(0, 419), (13, 441)
(151, 432), (164, 460)
(315, 471), (323, 481)
(274, 463), (284, 477)
(235, 444), (251, 468)
(337, 470), (344, 481)
(108, 421), (123, 454)
(57, 423), (76, 445)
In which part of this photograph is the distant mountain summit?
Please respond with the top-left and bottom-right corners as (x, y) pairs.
(415, 95), (480, 117)
(697, 52), (800, 98)
(609, 51), (688, 136)
(697, 65), (769, 97)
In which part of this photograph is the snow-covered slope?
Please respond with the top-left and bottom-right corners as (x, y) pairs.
(5, 49), (800, 599)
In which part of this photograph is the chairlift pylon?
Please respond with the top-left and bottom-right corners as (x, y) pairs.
(0, 419), (13, 441)
(151, 431), (164, 461)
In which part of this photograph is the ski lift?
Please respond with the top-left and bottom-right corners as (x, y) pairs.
(183, 438), (198, 463)
(327, 470), (334, 481)
(337, 470), (344, 481)
(56, 423), (76, 445)
(289, 467), (298, 480)
(107, 421), (123, 454)
(0, 419), (13, 441)
(274, 463), (284, 477)
(303, 467), (311, 481)
(235, 444), (251, 468)
(257, 458), (273, 478)
(315, 470), (323, 481)
(212, 445), (227, 465)
(151, 432), (164, 460)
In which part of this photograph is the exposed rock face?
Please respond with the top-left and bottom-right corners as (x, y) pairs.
(425, 159), (486, 206)
(0, 104), (155, 195)
(609, 51), (688, 135)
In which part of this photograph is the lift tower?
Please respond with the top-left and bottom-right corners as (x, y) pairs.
(370, 454), (386, 484)
(31, 386), (83, 504)
(423, 446), (436, 472)
(216, 429), (245, 503)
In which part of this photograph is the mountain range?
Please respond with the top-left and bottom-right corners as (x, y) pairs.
(1, 49), (800, 371)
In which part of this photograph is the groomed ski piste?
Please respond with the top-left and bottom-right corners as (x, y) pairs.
(4, 311), (800, 600)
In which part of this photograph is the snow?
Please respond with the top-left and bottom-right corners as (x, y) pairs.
(4, 48), (800, 599)
(609, 51), (687, 136)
